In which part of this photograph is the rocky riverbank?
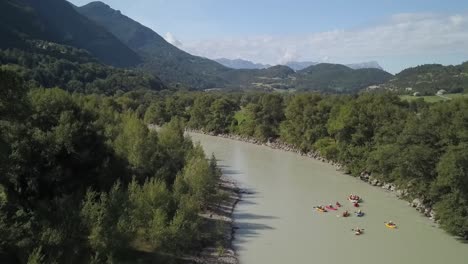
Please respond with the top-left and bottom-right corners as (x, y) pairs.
(187, 129), (438, 224)
(191, 175), (240, 264)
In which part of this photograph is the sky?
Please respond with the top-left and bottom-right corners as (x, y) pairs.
(69, 0), (468, 73)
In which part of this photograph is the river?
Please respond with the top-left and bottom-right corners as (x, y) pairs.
(189, 133), (468, 264)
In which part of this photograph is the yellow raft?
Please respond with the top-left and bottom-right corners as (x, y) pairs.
(316, 208), (327, 213)
(385, 222), (397, 229)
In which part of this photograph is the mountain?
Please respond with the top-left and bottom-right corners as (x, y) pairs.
(220, 63), (392, 92)
(285, 61), (383, 71)
(346, 61), (383, 70)
(219, 65), (295, 89)
(0, 40), (164, 94)
(215, 58), (271, 69)
(77, 1), (229, 89)
(294, 63), (393, 93)
(285, 61), (318, 71)
(378, 62), (468, 95)
(0, 0), (141, 67)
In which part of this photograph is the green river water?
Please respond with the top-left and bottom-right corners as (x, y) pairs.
(190, 133), (468, 264)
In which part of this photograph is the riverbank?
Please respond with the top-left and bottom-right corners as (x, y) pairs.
(186, 129), (437, 224)
(190, 175), (241, 264)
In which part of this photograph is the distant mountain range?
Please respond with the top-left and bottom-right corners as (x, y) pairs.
(215, 58), (384, 71)
(8, 0), (460, 94)
(215, 58), (271, 69)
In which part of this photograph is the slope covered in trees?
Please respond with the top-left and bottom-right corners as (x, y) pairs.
(0, 70), (222, 263)
(295, 63), (393, 93)
(77, 1), (230, 89)
(143, 91), (468, 240)
(381, 62), (468, 95)
(0, 41), (164, 94)
(0, 0), (141, 67)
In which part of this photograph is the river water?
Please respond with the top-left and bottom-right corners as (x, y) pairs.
(189, 133), (468, 264)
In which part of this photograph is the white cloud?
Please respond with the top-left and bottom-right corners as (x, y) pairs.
(177, 12), (468, 72)
(164, 32), (183, 47)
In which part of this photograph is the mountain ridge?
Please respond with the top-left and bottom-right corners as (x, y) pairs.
(0, 0), (141, 67)
(77, 1), (230, 89)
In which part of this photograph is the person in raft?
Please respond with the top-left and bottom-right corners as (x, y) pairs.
(336, 201), (341, 207)
(357, 209), (362, 214)
(387, 220), (395, 226)
(355, 227), (362, 234)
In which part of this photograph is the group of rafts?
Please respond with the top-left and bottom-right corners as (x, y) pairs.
(314, 194), (397, 235)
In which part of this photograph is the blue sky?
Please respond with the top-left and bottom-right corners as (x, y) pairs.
(69, 0), (468, 73)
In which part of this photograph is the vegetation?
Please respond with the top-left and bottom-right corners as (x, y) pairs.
(400, 93), (468, 103)
(0, 69), (222, 263)
(382, 62), (468, 95)
(76, 1), (230, 90)
(0, 0), (140, 67)
(294, 63), (393, 93)
(143, 91), (468, 239)
(0, 42), (164, 94)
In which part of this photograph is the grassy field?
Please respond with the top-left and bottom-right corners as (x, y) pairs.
(400, 93), (468, 103)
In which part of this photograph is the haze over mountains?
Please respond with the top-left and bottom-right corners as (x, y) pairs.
(0, 0), (465, 94)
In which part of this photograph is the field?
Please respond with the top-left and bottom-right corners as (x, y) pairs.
(400, 93), (468, 103)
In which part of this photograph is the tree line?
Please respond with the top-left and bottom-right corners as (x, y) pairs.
(143, 90), (468, 239)
(0, 69), (222, 263)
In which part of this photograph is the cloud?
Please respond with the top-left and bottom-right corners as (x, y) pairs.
(164, 32), (183, 47)
(178, 12), (468, 71)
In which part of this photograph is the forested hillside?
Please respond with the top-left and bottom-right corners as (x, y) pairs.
(0, 70), (223, 263)
(142, 91), (468, 239)
(381, 62), (468, 95)
(0, 0), (141, 67)
(77, 1), (230, 89)
(0, 41), (164, 94)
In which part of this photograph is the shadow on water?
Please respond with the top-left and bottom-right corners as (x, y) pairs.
(233, 219), (276, 252)
(235, 212), (278, 220)
(222, 169), (244, 175)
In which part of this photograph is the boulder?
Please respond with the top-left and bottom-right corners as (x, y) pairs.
(411, 198), (422, 208)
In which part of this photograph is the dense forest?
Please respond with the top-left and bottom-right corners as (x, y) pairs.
(141, 91), (468, 239)
(0, 69), (224, 263)
(0, 41), (164, 94)
(381, 62), (468, 95)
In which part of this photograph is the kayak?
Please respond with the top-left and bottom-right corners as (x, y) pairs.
(352, 229), (364, 235)
(355, 212), (364, 217)
(325, 205), (337, 211)
(316, 208), (327, 213)
(385, 223), (397, 229)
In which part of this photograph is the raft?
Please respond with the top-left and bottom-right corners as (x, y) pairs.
(385, 223), (397, 229)
(355, 212), (364, 217)
(348, 197), (361, 203)
(316, 208), (327, 213)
